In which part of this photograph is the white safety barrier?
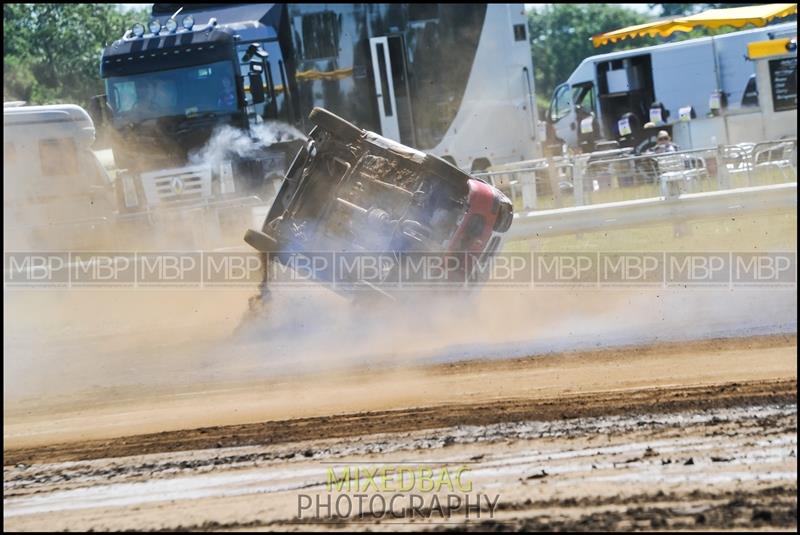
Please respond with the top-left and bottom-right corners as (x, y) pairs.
(506, 182), (797, 241)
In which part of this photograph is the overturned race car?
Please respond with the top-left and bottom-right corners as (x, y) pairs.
(244, 107), (513, 299)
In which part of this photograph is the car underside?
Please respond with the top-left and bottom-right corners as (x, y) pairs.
(244, 107), (513, 296)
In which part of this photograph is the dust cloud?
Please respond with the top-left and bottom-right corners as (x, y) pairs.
(188, 121), (306, 170)
(223, 284), (797, 375)
(3, 116), (796, 421)
(4, 276), (796, 412)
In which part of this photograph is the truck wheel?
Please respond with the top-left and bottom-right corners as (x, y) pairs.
(308, 107), (363, 143)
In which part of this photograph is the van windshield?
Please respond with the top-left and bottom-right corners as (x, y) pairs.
(105, 61), (238, 124)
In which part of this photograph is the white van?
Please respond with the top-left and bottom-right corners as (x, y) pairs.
(546, 22), (797, 152)
(3, 103), (116, 249)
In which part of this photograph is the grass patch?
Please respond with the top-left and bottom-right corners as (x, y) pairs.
(505, 211), (797, 253)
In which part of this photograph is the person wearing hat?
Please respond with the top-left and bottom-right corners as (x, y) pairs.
(649, 130), (678, 154)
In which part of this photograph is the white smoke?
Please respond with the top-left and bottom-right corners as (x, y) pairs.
(188, 121), (306, 170)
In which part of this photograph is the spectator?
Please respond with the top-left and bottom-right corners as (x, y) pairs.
(649, 130), (678, 154)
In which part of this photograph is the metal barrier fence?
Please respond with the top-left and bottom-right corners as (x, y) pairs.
(476, 138), (797, 211)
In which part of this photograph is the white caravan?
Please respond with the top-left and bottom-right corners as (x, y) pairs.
(3, 103), (116, 248)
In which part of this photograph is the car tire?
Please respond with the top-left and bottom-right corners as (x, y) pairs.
(244, 228), (278, 253)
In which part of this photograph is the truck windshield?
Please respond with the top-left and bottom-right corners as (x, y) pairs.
(105, 61), (238, 123)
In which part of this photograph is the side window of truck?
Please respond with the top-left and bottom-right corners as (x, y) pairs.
(111, 81), (137, 113)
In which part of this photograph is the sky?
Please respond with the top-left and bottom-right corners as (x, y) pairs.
(118, 3), (151, 12)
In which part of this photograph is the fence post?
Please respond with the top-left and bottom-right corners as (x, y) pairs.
(547, 156), (563, 209)
(573, 156), (586, 206)
(520, 169), (537, 211)
(717, 144), (731, 190)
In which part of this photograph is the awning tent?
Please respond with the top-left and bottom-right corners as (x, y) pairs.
(592, 3), (797, 48)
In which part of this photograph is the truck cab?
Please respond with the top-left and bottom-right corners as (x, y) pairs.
(97, 5), (301, 214)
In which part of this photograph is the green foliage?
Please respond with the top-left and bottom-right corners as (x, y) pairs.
(3, 3), (149, 106)
(528, 4), (655, 104)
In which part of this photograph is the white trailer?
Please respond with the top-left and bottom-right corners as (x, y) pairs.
(546, 22), (797, 152)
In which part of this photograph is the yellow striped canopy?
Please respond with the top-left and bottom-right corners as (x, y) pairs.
(592, 3), (797, 48)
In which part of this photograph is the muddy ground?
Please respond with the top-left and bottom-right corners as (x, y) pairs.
(3, 334), (797, 531)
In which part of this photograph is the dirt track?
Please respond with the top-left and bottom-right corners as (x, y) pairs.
(4, 334), (797, 531)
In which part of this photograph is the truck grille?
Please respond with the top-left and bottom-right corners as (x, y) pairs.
(140, 166), (212, 205)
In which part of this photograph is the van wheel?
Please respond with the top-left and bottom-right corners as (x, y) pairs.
(308, 107), (363, 143)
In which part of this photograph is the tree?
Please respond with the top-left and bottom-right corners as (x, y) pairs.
(528, 4), (655, 107)
(3, 4), (149, 106)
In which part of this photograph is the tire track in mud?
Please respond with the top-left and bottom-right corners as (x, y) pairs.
(5, 378), (795, 467)
(144, 485), (798, 532)
(4, 381), (796, 531)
